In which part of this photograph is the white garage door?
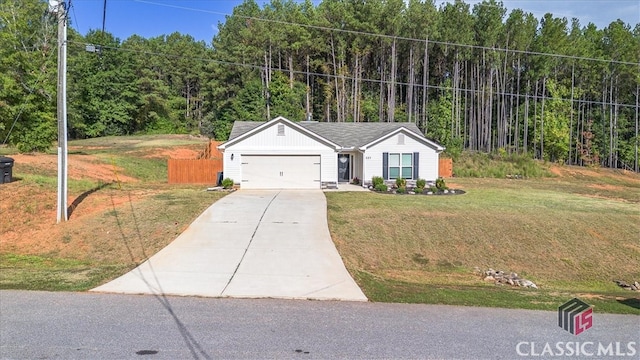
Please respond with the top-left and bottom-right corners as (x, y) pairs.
(241, 155), (321, 189)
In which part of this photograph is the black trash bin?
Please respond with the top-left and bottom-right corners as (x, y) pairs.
(0, 156), (14, 184)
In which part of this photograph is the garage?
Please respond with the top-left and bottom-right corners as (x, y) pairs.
(241, 155), (321, 189)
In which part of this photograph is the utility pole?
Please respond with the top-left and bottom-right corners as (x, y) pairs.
(52, 0), (68, 223)
(635, 81), (638, 173)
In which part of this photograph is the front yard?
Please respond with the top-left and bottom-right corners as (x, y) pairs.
(326, 172), (640, 314)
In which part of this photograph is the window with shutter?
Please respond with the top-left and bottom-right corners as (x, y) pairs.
(387, 153), (414, 179)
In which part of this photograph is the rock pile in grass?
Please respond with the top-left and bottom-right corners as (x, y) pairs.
(614, 280), (640, 291)
(475, 267), (538, 289)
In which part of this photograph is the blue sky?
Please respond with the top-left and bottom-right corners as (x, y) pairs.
(68, 0), (640, 44)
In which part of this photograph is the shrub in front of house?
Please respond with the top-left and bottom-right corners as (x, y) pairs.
(415, 178), (426, 191)
(435, 177), (447, 190)
(374, 183), (388, 192)
(397, 186), (406, 194)
(221, 178), (234, 189)
(372, 176), (384, 187)
(395, 178), (406, 189)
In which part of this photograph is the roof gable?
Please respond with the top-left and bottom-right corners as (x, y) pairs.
(219, 116), (340, 150)
(360, 127), (445, 152)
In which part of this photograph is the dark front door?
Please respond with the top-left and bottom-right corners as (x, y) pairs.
(338, 154), (350, 182)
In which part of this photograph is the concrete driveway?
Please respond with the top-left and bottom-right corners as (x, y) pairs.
(91, 190), (367, 301)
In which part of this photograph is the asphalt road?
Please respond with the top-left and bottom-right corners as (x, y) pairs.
(1, 290), (638, 359)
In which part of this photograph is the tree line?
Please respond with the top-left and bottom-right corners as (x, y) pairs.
(1, 0), (638, 170)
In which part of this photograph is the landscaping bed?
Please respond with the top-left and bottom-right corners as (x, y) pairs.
(370, 187), (466, 195)
(367, 176), (465, 195)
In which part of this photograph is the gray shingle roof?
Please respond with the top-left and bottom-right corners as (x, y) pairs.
(228, 120), (429, 148)
(228, 121), (263, 140)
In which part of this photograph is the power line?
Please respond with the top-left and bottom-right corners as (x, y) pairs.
(2, 108), (25, 146)
(64, 39), (639, 109)
(69, 0), (81, 34)
(132, 0), (639, 66)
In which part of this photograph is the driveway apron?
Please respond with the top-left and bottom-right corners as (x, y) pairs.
(91, 190), (367, 301)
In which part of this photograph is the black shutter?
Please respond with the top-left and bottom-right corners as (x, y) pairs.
(413, 152), (419, 180)
(382, 152), (388, 180)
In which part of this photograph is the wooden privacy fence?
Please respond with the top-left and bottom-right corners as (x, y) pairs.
(168, 141), (224, 184)
(439, 158), (453, 178)
(168, 159), (223, 184)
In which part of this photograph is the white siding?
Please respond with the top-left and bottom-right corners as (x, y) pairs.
(223, 121), (337, 186)
(363, 131), (439, 182)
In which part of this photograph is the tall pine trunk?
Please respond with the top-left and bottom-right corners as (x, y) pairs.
(422, 38), (429, 132)
(387, 38), (397, 122)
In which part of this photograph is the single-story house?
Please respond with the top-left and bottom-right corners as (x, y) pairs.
(217, 116), (445, 189)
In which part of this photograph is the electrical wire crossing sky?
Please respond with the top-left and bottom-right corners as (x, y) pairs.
(69, 0), (639, 44)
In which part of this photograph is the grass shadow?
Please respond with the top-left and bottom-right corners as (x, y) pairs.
(68, 182), (112, 219)
(617, 298), (640, 310)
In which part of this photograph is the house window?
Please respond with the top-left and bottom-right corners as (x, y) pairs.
(277, 124), (285, 136)
(389, 153), (413, 179)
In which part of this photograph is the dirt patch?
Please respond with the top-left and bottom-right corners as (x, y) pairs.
(11, 154), (138, 183)
(0, 182), (58, 254)
(549, 164), (640, 184)
(1, 136), (229, 293)
(1, 139), (205, 260)
(550, 165), (604, 178)
(576, 293), (609, 300)
(144, 147), (201, 160)
(0, 181), (152, 258)
(549, 166), (563, 177)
